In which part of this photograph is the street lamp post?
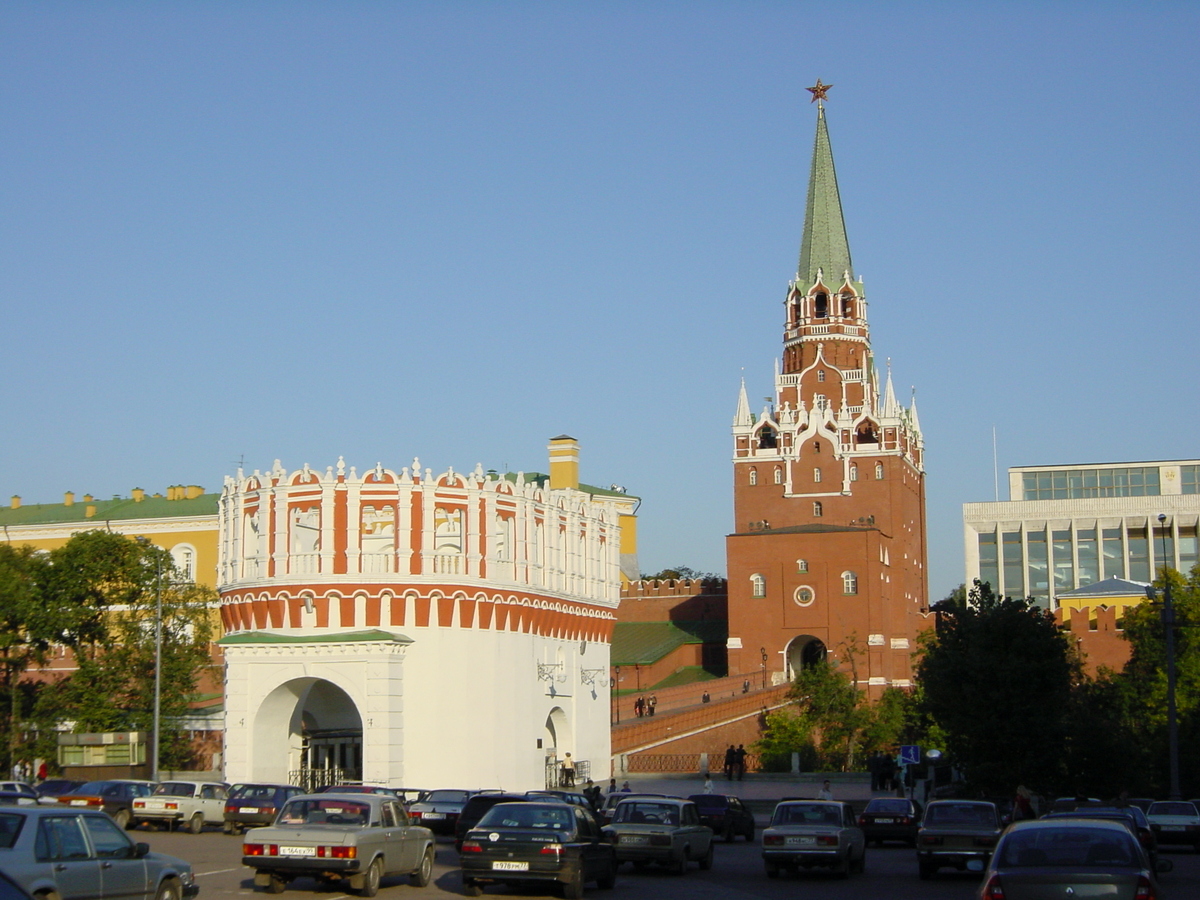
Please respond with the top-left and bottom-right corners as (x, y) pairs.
(613, 666), (621, 725)
(1157, 513), (1181, 800)
(760, 647), (768, 690)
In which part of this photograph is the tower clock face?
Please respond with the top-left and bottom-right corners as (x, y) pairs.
(794, 586), (816, 607)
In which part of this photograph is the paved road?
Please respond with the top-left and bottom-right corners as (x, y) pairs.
(139, 822), (1200, 900)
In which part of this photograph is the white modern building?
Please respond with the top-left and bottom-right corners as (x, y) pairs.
(218, 437), (637, 791)
(963, 460), (1199, 609)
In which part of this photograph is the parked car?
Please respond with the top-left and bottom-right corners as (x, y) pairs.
(1044, 806), (1160, 868)
(0, 805), (199, 900)
(857, 796), (922, 846)
(242, 792), (434, 895)
(34, 780), (84, 805)
(603, 797), (714, 873)
(55, 780), (156, 830)
(131, 780), (230, 833)
(407, 789), (472, 835)
(598, 792), (669, 824)
(455, 792), (529, 851)
(316, 784), (405, 801)
(1146, 800), (1200, 850)
(761, 800), (865, 878)
(977, 818), (1171, 900)
(0, 870), (32, 900)
(917, 799), (1002, 879)
(687, 794), (755, 842)
(0, 784), (39, 807)
(223, 783), (305, 834)
(460, 800), (617, 898)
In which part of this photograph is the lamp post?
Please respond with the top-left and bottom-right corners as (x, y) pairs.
(613, 666), (621, 725)
(760, 647), (768, 690)
(1156, 513), (1181, 800)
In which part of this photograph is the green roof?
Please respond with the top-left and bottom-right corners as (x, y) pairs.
(0, 493), (219, 527)
(218, 629), (413, 646)
(502, 472), (638, 500)
(610, 620), (727, 666)
(796, 106), (856, 292)
(651, 666), (720, 689)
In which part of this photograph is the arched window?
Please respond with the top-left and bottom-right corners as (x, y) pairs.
(749, 468), (758, 486)
(170, 544), (197, 583)
(773, 466), (782, 485)
(750, 574), (766, 598)
(758, 427), (777, 449)
(842, 294), (854, 318)
(875, 462), (884, 480)
(814, 292), (828, 318)
(850, 464), (858, 482)
(813, 501), (823, 517)
(797, 559), (808, 573)
(842, 571), (859, 594)
(813, 467), (822, 483)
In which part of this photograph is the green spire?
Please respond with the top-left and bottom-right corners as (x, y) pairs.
(796, 105), (854, 291)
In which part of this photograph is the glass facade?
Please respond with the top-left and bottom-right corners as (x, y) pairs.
(1183, 465), (1200, 495)
(979, 532), (999, 590)
(1052, 530), (1073, 593)
(1002, 531), (1024, 599)
(1027, 531), (1048, 604)
(1102, 528), (1124, 580)
(1077, 528), (1099, 586)
(1022, 466), (1161, 500)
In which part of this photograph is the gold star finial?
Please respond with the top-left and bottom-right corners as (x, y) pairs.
(806, 79), (832, 107)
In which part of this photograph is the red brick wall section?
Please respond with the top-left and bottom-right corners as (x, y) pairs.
(1058, 606), (1131, 675)
(611, 684), (792, 756)
(617, 579), (727, 624)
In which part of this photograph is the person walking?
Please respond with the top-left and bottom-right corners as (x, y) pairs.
(647, 695), (657, 716)
(817, 780), (834, 800)
(723, 745), (736, 781)
(734, 744), (747, 781)
(561, 753), (575, 787)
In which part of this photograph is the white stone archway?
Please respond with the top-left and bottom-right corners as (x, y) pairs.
(784, 635), (827, 682)
(250, 678), (363, 788)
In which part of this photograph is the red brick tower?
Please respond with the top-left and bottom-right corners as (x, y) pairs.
(726, 88), (928, 695)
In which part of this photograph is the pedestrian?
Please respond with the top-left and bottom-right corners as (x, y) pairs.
(621, 781), (632, 792)
(723, 745), (736, 781)
(648, 695), (657, 716)
(561, 753), (575, 787)
(817, 779), (833, 800)
(734, 744), (747, 781)
(1012, 785), (1035, 821)
(703, 774), (714, 794)
(702, 690), (710, 703)
(634, 696), (644, 717)
(868, 751), (880, 792)
(608, 778), (618, 794)
(742, 679), (750, 694)
(880, 753), (896, 792)
(36, 761), (47, 782)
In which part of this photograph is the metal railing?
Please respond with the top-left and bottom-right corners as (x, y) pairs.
(289, 767), (347, 792)
(545, 758), (590, 789)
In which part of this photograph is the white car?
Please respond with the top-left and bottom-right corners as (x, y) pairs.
(1146, 800), (1200, 850)
(131, 780), (230, 833)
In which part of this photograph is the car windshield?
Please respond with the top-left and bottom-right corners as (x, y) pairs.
(154, 783), (196, 797)
(231, 785), (283, 801)
(865, 799), (913, 814)
(74, 782), (112, 795)
(772, 804), (841, 826)
(1149, 802), (1197, 816)
(478, 804), (572, 830)
(277, 799), (372, 827)
(0, 813), (24, 849)
(999, 827), (1139, 867)
(687, 795), (727, 809)
(613, 802), (680, 826)
(425, 790), (470, 803)
(926, 804), (996, 827)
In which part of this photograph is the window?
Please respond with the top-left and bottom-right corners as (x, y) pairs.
(750, 574), (765, 598)
(773, 466), (782, 485)
(813, 441), (821, 454)
(814, 292), (828, 318)
(813, 501), (823, 517)
(979, 532), (999, 591)
(758, 428), (777, 449)
(1022, 466), (1162, 500)
(813, 467), (822, 483)
(842, 571), (858, 594)
(817, 370), (826, 382)
(875, 462), (884, 480)
(749, 468), (758, 486)
(850, 464), (858, 481)
(797, 559), (808, 573)
(171, 544), (196, 582)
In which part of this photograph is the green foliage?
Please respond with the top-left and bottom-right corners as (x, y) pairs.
(639, 566), (727, 590)
(916, 579), (1078, 796)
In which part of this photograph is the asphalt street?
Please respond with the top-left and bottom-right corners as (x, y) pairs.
(139, 818), (1200, 900)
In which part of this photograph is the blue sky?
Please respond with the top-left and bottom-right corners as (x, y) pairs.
(3, 2), (1198, 601)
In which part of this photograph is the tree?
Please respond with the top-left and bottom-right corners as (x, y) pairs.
(26, 531), (217, 770)
(0, 544), (55, 776)
(639, 566), (727, 591)
(916, 579), (1079, 795)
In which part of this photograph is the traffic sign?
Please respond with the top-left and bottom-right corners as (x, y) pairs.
(899, 745), (921, 766)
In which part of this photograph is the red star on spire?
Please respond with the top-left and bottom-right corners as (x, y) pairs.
(806, 79), (832, 104)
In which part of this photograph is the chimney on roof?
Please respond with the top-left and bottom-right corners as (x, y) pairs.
(548, 435), (580, 491)
(132, 488), (145, 503)
(10, 496), (19, 510)
(83, 494), (93, 503)
(64, 491), (75, 507)
(185, 485), (203, 499)
(85, 504), (97, 518)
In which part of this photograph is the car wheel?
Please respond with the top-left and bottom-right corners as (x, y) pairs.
(596, 857), (617, 890)
(264, 874), (287, 894)
(411, 846), (434, 887)
(699, 842), (714, 871)
(836, 851), (851, 879)
(724, 821), (735, 843)
(764, 862), (779, 879)
(222, 821), (235, 835)
(114, 809), (131, 830)
(154, 879), (182, 900)
(462, 879), (483, 897)
(562, 867), (584, 900)
(918, 859), (935, 880)
(672, 850), (688, 875)
(188, 812), (204, 835)
(359, 858), (383, 897)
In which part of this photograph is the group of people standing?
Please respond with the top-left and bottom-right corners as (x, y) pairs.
(633, 694), (657, 717)
(723, 744), (748, 780)
(867, 750), (902, 792)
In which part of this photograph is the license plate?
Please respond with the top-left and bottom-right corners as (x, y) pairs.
(492, 861), (529, 871)
(621, 835), (648, 844)
(423, 812), (445, 819)
(71, 800), (88, 806)
(278, 846), (316, 857)
(240, 807), (260, 813)
(786, 836), (816, 846)
(875, 818), (894, 824)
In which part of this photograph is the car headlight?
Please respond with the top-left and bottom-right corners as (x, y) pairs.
(178, 871), (196, 887)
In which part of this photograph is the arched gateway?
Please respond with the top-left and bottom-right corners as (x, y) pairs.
(252, 677), (364, 788)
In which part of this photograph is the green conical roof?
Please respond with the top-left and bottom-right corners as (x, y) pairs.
(797, 106), (854, 291)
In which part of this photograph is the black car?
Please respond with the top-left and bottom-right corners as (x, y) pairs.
(407, 789), (473, 835)
(33, 779), (84, 804)
(857, 796), (922, 846)
(460, 801), (617, 898)
(455, 792), (529, 851)
(687, 794), (755, 842)
(222, 782), (305, 834)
